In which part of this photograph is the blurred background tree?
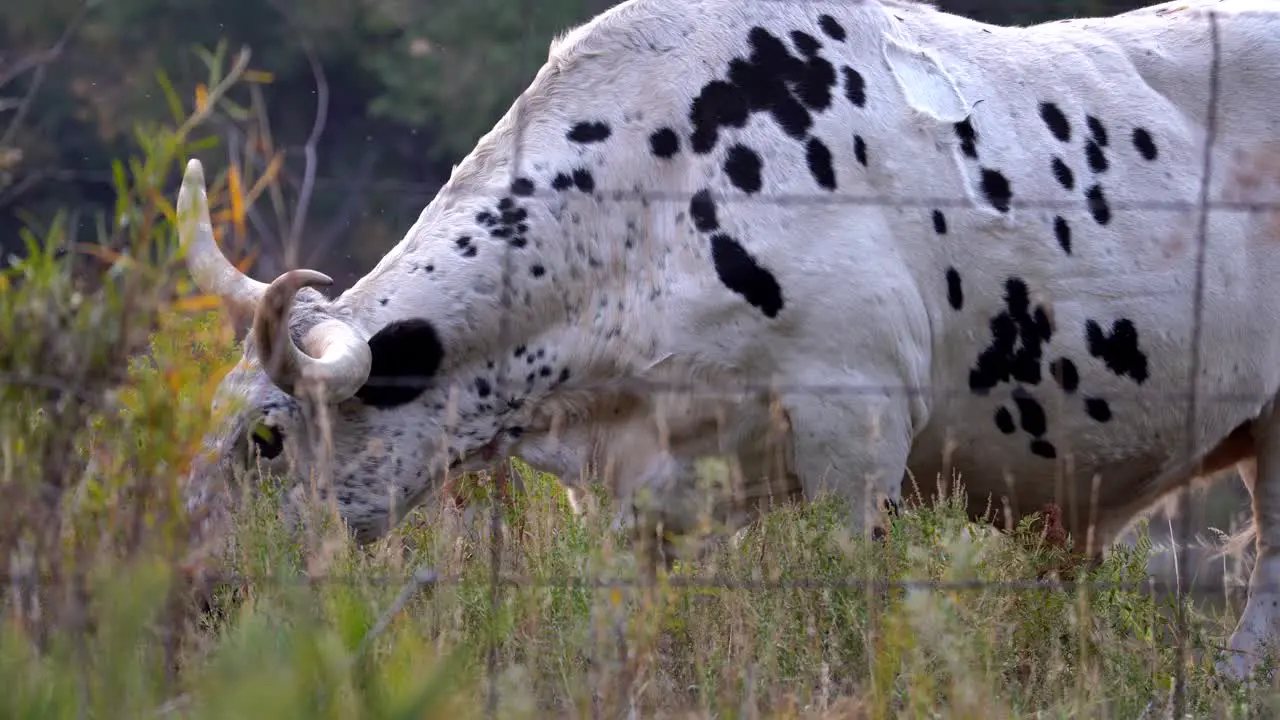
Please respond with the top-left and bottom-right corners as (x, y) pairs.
(0, 0), (607, 286)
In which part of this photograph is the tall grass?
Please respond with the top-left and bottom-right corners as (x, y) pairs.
(1, 45), (1277, 719)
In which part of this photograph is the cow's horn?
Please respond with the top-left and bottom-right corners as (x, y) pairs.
(252, 268), (372, 402)
(176, 159), (270, 323)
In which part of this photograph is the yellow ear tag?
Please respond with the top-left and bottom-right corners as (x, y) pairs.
(253, 424), (276, 443)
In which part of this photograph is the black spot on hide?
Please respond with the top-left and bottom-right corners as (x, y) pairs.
(1085, 318), (1149, 384)
(1039, 102), (1070, 142)
(567, 121), (612, 144)
(688, 26), (837, 153)
(818, 15), (846, 41)
(356, 318), (445, 408)
(710, 233), (784, 318)
(1132, 127), (1158, 160)
(1053, 216), (1071, 254)
(650, 127), (680, 158)
(724, 145), (764, 193)
(954, 118), (978, 158)
(980, 168), (1012, 213)
(945, 267), (963, 310)
(806, 137), (836, 189)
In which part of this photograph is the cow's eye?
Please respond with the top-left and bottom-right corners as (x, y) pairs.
(250, 422), (285, 460)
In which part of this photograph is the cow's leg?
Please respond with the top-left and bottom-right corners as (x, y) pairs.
(1223, 405), (1280, 682)
(781, 388), (913, 537)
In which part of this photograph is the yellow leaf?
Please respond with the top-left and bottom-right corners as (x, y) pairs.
(609, 588), (622, 606)
(172, 294), (223, 313)
(252, 423), (276, 443)
(243, 152), (284, 207)
(227, 163), (246, 239)
(234, 248), (258, 274)
(243, 69), (275, 84)
(152, 191), (177, 225)
(195, 83), (209, 112)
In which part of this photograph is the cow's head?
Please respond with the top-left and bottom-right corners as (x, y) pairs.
(176, 159), (506, 546)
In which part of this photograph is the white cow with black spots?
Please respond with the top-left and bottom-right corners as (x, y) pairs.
(177, 0), (1280, 680)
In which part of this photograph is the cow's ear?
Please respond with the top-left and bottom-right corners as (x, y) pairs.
(354, 318), (445, 409)
(880, 33), (970, 124)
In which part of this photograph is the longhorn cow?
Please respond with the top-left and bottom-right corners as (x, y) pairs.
(177, 0), (1280, 680)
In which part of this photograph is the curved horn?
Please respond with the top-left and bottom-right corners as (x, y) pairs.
(176, 159), (269, 321)
(252, 269), (372, 402)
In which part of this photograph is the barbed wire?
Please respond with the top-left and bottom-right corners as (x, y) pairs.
(337, 375), (1280, 405)
(0, 566), (1257, 594)
(24, 164), (1280, 211)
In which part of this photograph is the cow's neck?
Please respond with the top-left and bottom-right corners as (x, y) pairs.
(339, 133), (673, 454)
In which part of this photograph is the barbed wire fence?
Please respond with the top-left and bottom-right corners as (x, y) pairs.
(5, 0), (1280, 717)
